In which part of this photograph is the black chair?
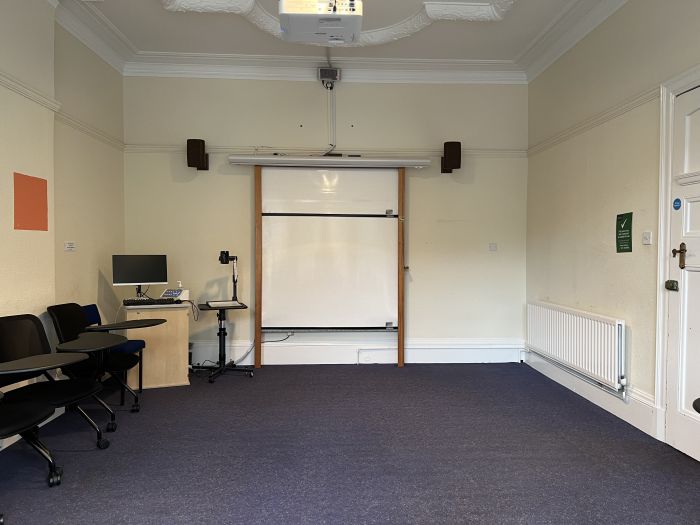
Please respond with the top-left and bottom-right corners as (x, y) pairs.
(83, 304), (146, 397)
(0, 314), (109, 450)
(0, 400), (62, 486)
(48, 303), (142, 413)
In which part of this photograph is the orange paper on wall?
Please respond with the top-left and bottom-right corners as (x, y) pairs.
(14, 172), (48, 231)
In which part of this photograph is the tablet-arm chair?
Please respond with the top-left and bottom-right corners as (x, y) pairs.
(0, 314), (109, 450)
(48, 303), (142, 414)
(83, 304), (146, 400)
(0, 400), (62, 486)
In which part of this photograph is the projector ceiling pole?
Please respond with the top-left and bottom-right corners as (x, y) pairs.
(398, 167), (406, 368)
(255, 165), (263, 368)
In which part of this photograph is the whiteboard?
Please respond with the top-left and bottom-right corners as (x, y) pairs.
(261, 167), (400, 329)
(261, 216), (398, 328)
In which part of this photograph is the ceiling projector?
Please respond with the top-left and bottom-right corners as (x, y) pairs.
(279, 0), (363, 45)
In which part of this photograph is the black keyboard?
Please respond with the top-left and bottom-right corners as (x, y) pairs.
(122, 297), (181, 306)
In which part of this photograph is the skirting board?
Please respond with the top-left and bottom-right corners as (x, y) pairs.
(525, 352), (662, 439)
(190, 338), (525, 366)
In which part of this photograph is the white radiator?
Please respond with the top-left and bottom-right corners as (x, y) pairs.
(527, 302), (626, 394)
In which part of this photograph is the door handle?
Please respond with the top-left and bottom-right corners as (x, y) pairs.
(672, 242), (687, 269)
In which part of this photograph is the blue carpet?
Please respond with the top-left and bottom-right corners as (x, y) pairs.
(1, 364), (699, 524)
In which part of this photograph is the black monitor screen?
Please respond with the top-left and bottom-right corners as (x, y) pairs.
(112, 255), (167, 286)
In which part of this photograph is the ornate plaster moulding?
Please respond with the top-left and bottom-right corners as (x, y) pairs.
(161, 0), (516, 46)
(161, 0), (255, 13)
(424, 1), (515, 21)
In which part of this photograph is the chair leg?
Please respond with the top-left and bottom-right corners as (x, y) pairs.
(138, 350), (143, 394)
(92, 394), (117, 432)
(20, 427), (63, 487)
(73, 405), (109, 450)
(120, 371), (126, 406)
(112, 372), (140, 413)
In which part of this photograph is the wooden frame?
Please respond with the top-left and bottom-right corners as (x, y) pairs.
(398, 167), (406, 367)
(255, 166), (263, 368)
(254, 165), (406, 368)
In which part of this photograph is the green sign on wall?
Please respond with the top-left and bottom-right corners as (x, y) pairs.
(616, 212), (633, 253)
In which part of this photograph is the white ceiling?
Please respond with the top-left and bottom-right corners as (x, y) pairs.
(55, 0), (627, 83)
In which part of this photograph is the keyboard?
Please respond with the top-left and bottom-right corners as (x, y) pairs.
(123, 297), (181, 306)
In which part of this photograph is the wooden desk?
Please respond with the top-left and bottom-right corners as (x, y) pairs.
(123, 305), (190, 389)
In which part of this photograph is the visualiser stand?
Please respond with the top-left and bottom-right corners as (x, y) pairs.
(193, 250), (254, 383)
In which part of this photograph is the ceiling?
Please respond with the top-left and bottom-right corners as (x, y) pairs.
(55, 0), (627, 83)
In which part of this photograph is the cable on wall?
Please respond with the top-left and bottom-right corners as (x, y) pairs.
(322, 48), (337, 155)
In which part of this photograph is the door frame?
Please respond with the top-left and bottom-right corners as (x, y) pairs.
(657, 63), (700, 440)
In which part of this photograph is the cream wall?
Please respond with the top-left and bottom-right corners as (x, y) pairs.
(527, 0), (700, 396)
(0, 0), (55, 97)
(530, 0), (700, 146)
(528, 101), (659, 394)
(0, 0), (56, 317)
(123, 78), (528, 354)
(53, 26), (125, 319)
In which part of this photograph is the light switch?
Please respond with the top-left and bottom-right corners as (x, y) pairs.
(642, 231), (653, 245)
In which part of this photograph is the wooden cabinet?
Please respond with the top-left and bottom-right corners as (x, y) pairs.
(123, 305), (190, 389)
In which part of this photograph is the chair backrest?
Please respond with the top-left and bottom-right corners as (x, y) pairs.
(0, 314), (50, 387)
(82, 304), (102, 326)
(47, 303), (89, 344)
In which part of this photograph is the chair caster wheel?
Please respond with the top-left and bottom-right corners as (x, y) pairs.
(131, 404), (140, 413)
(97, 438), (110, 450)
(248, 371), (254, 378)
(208, 378), (215, 384)
(48, 467), (63, 487)
(106, 421), (117, 432)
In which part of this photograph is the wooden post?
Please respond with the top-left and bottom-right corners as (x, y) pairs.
(255, 166), (263, 368)
(398, 167), (405, 368)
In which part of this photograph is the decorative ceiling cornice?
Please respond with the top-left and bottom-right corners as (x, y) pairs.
(160, 1), (517, 47)
(122, 54), (527, 84)
(517, 0), (627, 80)
(423, 1), (515, 21)
(56, 0), (627, 84)
(161, 0), (255, 13)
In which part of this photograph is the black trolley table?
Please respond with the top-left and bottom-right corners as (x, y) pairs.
(194, 302), (254, 383)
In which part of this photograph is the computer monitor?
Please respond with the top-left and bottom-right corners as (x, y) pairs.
(112, 255), (167, 296)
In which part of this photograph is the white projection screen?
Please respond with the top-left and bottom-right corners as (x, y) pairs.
(261, 167), (399, 328)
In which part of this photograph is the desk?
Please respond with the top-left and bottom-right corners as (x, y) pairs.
(195, 303), (254, 383)
(123, 305), (190, 389)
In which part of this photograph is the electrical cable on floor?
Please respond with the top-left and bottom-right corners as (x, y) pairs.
(233, 342), (256, 365)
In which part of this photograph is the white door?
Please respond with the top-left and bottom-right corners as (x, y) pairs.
(667, 85), (700, 461)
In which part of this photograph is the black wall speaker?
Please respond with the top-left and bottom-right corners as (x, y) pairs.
(441, 141), (461, 174)
(187, 138), (209, 171)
